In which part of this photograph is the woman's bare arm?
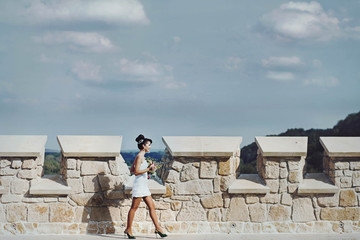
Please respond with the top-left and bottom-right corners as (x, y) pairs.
(133, 155), (151, 176)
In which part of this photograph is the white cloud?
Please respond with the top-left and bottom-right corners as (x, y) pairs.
(266, 71), (295, 81)
(117, 58), (186, 89)
(72, 61), (102, 82)
(312, 59), (322, 68)
(303, 76), (339, 87)
(259, 1), (341, 41)
(20, 0), (149, 25)
(262, 56), (304, 68)
(34, 31), (114, 53)
(225, 57), (244, 70)
(173, 36), (181, 44)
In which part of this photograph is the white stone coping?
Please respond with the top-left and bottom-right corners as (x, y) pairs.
(124, 175), (166, 195)
(57, 135), (122, 157)
(320, 137), (360, 157)
(162, 136), (242, 157)
(0, 135), (47, 157)
(298, 173), (339, 194)
(30, 175), (72, 195)
(0, 185), (5, 195)
(255, 136), (308, 157)
(228, 174), (270, 194)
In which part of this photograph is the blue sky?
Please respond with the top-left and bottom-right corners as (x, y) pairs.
(0, 0), (359, 151)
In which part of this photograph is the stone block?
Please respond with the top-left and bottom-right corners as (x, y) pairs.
(75, 207), (90, 222)
(219, 157), (233, 176)
(90, 207), (120, 221)
(200, 193), (223, 209)
(171, 201), (182, 211)
(81, 161), (110, 175)
(268, 204), (291, 221)
(28, 204), (49, 222)
(67, 159), (77, 170)
(292, 197), (315, 222)
(176, 202), (206, 221)
(225, 197), (249, 221)
(264, 164), (279, 179)
(280, 167), (288, 179)
(353, 172), (360, 187)
(344, 170), (353, 177)
(11, 160), (22, 169)
(0, 167), (18, 176)
(200, 161), (217, 178)
(265, 179), (279, 193)
(340, 177), (352, 188)
(332, 161), (349, 170)
(165, 170), (179, 183)
(82, 175), (101, 193)
(279, 179), (287, 193)
(160, 210), (175, 222)
(44, 197), (57, 202)
(67, 170), (81, 178)
(281, 193), (292, 206)
(50, 203), (74, 222)
(220, 175), (235, 192)
(249, 203), (267, 222)
(320, 207), (360, 221)
(289, 171), (302, 183)
(207, 208), (221, 222)
(98, 174), (124, 190)
(288, 184), (298, 193)
(0, 159), (11, 168)
(171, 160), (183, 172)
(0, 205), (5, 222)
(6, 204), (27, 222)
(246, 195), (259, 204)
(17, 169), (37, 179)
(104, 190), (125, 199)
(70, 193), (103, 206)
(350, 162), (360, 170)
(37, 223), (63, 234)
(340, 189), (357, 207)
(22, 159), (36, 169)
(175, 179), (213, 195)
(213, 176), (220, 192)
(66, 178), (83, 194)
(11, 179), (29, 194)
(1, 194), (22, 203)
(180, 164), (198, 181)
(260, 193), (279, 204)
(313, 221), (332, 233)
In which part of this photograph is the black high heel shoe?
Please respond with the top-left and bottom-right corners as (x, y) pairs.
(155, 229), (167, 238)
(124, 230), (136, 239)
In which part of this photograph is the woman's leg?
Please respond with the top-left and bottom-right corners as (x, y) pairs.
(126, 197), (142, 235)
(143, 195), (164, 232)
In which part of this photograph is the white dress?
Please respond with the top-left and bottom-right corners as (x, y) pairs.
(132, 160), (151, 198)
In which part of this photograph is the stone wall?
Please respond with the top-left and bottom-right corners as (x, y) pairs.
(1, 135), (360, 235)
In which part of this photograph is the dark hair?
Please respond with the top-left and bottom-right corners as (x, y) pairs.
(135, 134), (152, 150)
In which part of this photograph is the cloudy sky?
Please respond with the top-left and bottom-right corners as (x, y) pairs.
(0, 0), (359, 151)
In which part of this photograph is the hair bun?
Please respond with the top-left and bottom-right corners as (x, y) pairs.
(135, 134), (145, 143)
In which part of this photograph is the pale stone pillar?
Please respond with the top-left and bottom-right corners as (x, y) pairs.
(57, 135), (129, 234)
(160, 136), (242, 223)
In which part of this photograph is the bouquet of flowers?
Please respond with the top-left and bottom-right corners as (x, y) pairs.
(146, 157), (163, 179)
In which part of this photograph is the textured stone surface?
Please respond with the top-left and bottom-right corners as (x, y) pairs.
(213, 176), (220, 192)
(248, 203), (267, 222)
(350, 162), (360, 170)
(22, 159), (36, 169)
(0, 205), (5, 222)
(6, 204), (27, 222)
(260, 194), (280, 204)
(171, 160), (183, 172)
(67, 159), (77, 170)
(11, 160), (22, 169)
(28, 204), (49, 222)
(225, 197), (249, 221)
(200, 193), (223, 209)
(220, 175), (235, 192)
(200, 161), (217, 178)
(70, 193), (103, 206)
(81, 161), (109, 175)
(165, 170), (179, 183)
(268, 204), (291, 221)
(320, 207), (360, 221)
(219, 157), (232, 176)
(98, 174), (124, 190)
(90, 207), (121, 221)
(292, 197), (316, 222)
(180, 164), (199, 181)
(340, 189), (357, 207)
(11, 179), (29, 194)
(246, 195), (259, 204)
(176, 202), (206, 221)
(207, 208), (221, 222)
(288, 171), (301, 183)
(353, 172), (360, 186)
(175, 179), (213, 195)
(66, 170), (80, 178)
(1, 167), (18, 176)
(265, 179), (279, 193)
(82, 175), (101, 193)
(1, 194), (22, 203)
(66, 178), (83, 194)
(281, 193), (292, 206)
(0, 159), (11, 168)
(50, 203), (74, 222)
(104, 190), (125, 199)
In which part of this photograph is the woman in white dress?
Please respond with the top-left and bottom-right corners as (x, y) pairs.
(124, 134), (167, 239)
